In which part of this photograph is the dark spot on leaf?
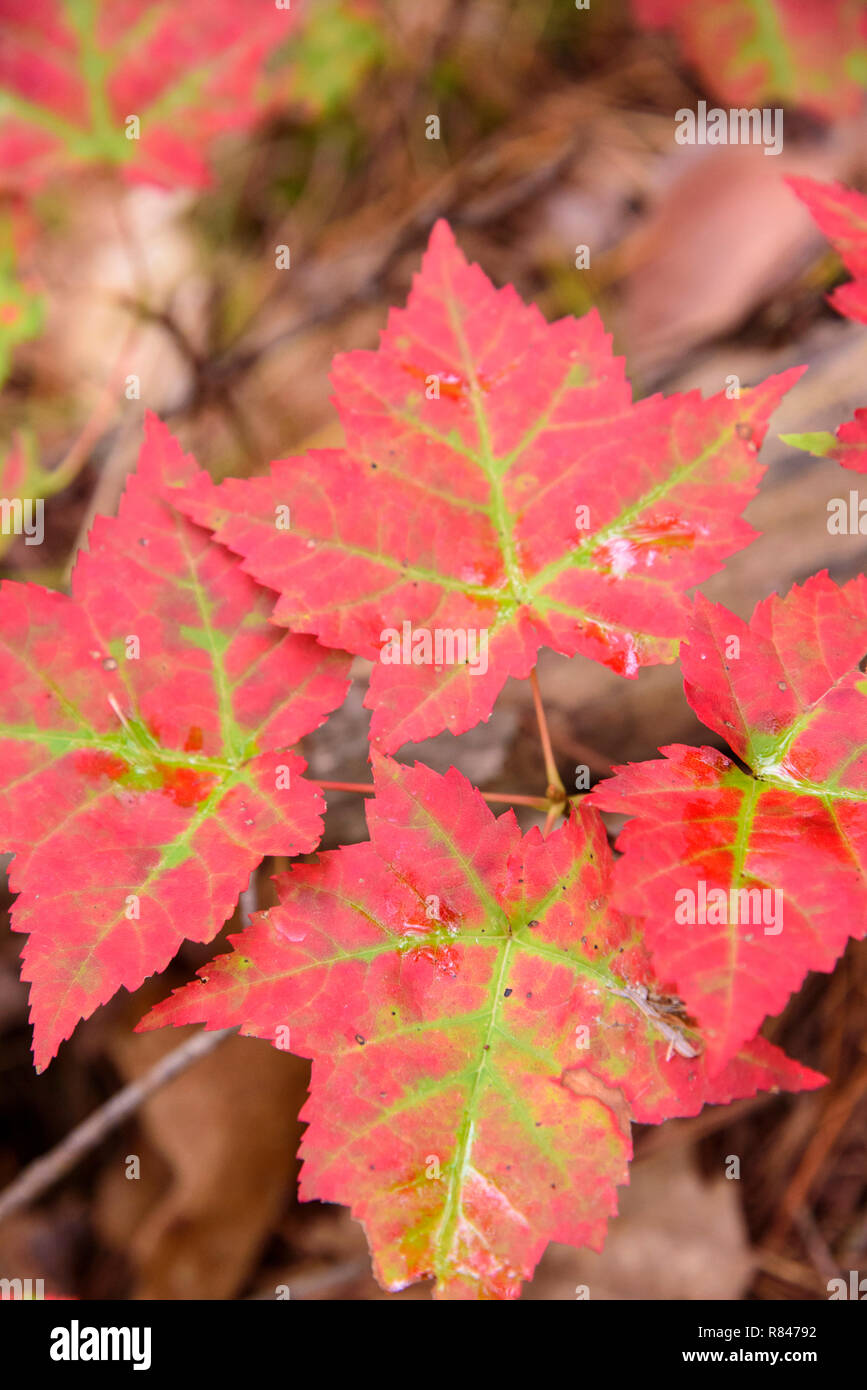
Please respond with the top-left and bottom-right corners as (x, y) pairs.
(504, 988), (512, 997)
(527, 919), (540, 928)
(355, 1034), (365, 1045)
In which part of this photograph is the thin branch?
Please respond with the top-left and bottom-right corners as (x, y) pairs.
(316, 779), (549, 812)
(766, 1058), (867, 1249)
(529, 668), (565, 801)
(0, 1025), (236, 1226)
(481, 791), (549, 811)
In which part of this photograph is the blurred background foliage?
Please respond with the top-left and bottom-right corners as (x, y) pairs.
(1, 0), (866, 1301)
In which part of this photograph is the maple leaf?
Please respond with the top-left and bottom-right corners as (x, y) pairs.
(782, 410), (867, 475)
(633, 0), (867, 118)
(167, 220), (804, 753)
(787, 177), (867, 324)
(589, 572), (867, 1072)
(782, 179), (867, 471)
(0, 413), (350, 1072)
(0, 0), (299, 193)
(141, 758), (823, 1300)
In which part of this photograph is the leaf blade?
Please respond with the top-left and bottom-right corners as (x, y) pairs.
(2, 413), (350, 1069)
(141, 761), (823, 1297)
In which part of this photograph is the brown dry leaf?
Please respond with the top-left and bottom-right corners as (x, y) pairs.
(104, 1023), (307, 1300)
(620, 132), (867, 378)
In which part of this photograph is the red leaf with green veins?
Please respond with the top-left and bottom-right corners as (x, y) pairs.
(589, 572), (867, 1072)
(783, 181), (867, 471)
(788, 177), (867, 324)
(141, 759), (823, 1300)
(0, 413), (349, 1072)
(0, 0), (299, 193)
(167, 220), (804, 753)
(633, 0), (867, 118)
(781, 410), (867, 474)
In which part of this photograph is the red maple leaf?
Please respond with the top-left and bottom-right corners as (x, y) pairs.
(590, 572), (867, 1071)
(783, 408), (867, 476)
(784, 179), (867, 471)
(0, 414), (349, 1071)
(141, 758), (823, 1300)
(633, 0), (867, 118)
(167, 220), (803, 753)
(0, 0), (299, 192)
(788, 177), (867, 324)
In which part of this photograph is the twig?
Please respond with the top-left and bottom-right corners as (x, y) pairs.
(793, 1207), (841, 1287)
(529, 668), (565, 802)
(752, 1246), (827, 1297)
(316, 779), (549, 812)
(0, 1025), (236, 1226)
(766, 1058), (867, 1249)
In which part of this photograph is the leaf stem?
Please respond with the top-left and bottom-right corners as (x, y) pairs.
(529, 667), (566, 802)
(316, 780), (550, 812)
(481, 791), (549, 810)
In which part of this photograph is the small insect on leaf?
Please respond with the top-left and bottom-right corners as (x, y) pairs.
(590, 572), (867, 1072)
(141, 758), (823, 1300)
